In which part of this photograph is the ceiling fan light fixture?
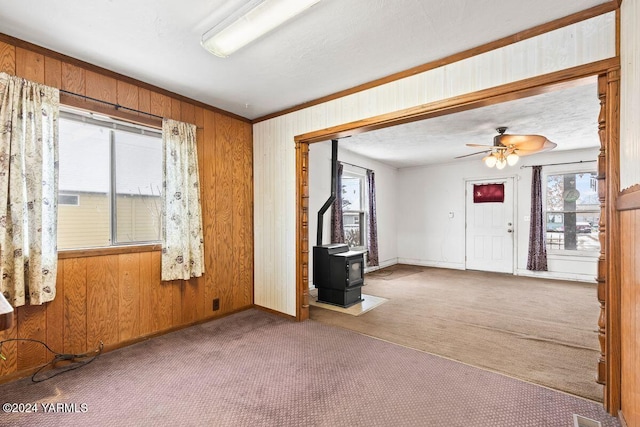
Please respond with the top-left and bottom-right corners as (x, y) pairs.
(506, 152), (519, 166)
(462, 126), (555, 168)
(201, 0), (322, 57)
(483, 155), (497, 168)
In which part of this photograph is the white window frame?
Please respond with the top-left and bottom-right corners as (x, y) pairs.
(58, 107), (163, 249)
(342, 170), (367, 251)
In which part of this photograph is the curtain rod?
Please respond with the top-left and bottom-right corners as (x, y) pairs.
(339, 160), (371, 172)
(520, 160), (597, 169)
(60, 89), (164, 120)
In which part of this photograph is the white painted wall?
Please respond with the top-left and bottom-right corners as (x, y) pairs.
(621, 0), (640, 189)
(308, 142), (398, 285)
(397, 148), (599, 282)
(253, 13), (615, 316)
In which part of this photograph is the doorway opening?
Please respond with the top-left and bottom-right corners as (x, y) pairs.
(294, 65), (620, 410)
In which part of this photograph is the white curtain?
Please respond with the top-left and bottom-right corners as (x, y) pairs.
(0, 72), (59, 307)
(161, 119), (204, 281)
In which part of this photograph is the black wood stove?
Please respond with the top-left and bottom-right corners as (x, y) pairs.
(313, 243), (364, 307)
(313, 140), (365, 307)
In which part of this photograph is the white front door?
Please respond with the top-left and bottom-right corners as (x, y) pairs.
(465, 178), (514, 273)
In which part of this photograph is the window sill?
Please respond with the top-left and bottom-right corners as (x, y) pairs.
(58, 244), (162, 259)
(546, 251), (599, 261)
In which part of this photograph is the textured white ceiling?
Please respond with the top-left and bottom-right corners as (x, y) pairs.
(339, 80), (600, 168)
(0, 0), (610, 119)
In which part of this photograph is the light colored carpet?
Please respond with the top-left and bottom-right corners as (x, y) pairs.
(0, 309), (618, 427)
(308, 288), (388, 316)
(310, 265), (603, 402)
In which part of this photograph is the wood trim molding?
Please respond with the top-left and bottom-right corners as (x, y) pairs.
(58, 244), (161, 260)
(617, 185), (640, 211)
(253, 305), (297, 321)
(596, 73), (608, 394)
(295, 58), (617, 144)
(605, 67), (622, 415)
(296, 141), (310, 321)
(619, 410), (628, 427)
(595, 67), (623, 415)
(254, 3), (616, 123)
(0, 32), (251, 124)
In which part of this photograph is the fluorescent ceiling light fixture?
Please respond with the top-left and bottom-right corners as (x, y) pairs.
(201, 0), (321, 57)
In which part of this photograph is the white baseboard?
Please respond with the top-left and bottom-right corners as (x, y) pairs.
(309, 256), (595, 287)
(515, 269), (597, 283)
(397, 258), (465, 270)
(364, 257), (398, 274)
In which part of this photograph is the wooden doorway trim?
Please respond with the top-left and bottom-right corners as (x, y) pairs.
(294, 57), (621, 413)
(295, 141), (311, 321)
(597, 68), (622, 415)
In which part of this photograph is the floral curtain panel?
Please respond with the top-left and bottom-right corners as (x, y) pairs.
(330, 163), (345, 244)
(366, 170), (379, 267)
(161, 119), (204, 281)
(0, 72), (59, 307)
(527, 165), (548, 271)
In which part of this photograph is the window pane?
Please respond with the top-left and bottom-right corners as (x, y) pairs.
(58, 119), (111, 249)
(115, 130), (162, 243)
(59, 194), (79, 206)
(342, 177), (361, 211)
(545, 172), (599, 252)
(343, 212), (362, 247)
(546, 175), (564, 211)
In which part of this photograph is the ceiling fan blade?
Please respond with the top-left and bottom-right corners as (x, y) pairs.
(455, 149), (490, 159)
(512, 149), (538, 157)
(500, 134), (547, 151)
(465, 143), (494, 148)
(514, 139), (557, 156)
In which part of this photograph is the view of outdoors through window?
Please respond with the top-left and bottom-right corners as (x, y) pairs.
(342, 174), (366, 249)
(57, 111), (162, 249)
(545, 171), (599, 252)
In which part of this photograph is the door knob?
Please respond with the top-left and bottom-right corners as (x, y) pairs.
(507, 229), (513, 233)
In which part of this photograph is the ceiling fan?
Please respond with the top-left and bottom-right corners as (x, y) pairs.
(456, 127), (557, 169)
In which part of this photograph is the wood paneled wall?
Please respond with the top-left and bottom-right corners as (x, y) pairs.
(621, 202), (640, 427)
(0, 39), (253, 380)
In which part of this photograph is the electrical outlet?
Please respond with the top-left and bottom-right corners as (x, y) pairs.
(212, 298), (220, 311)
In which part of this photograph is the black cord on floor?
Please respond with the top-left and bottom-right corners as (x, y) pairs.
(0, 338), (103, 383)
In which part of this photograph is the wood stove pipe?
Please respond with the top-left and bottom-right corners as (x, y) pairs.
(317, 139), (339, 246)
